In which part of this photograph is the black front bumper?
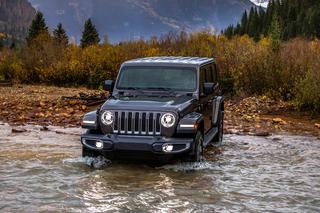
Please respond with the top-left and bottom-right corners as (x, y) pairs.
(81, 133), (194, 160)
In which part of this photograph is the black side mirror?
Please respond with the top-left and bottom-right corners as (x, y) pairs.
(203, 82), (215, 95)
(104, 80), (114, 93)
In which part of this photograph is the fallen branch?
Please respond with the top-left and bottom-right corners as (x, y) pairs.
(0, 80), (12, 87)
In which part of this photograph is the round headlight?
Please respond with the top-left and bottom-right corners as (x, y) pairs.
(161, 113), (176, 128)
(101, 111), (114, 125)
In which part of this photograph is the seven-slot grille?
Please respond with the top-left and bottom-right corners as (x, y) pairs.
(113, 111), (162, 135)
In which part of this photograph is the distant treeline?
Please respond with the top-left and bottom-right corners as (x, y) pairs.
(223, 0), (320, 41)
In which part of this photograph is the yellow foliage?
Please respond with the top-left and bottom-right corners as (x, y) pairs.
(0, 31), (319, 111)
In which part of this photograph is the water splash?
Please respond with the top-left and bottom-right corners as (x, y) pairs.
(63, 156), (111, 169)
(85, 156), (111, 169)
(159, 161), (215, 172)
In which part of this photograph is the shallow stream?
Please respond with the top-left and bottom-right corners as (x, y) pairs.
(0, 124), (319, 212)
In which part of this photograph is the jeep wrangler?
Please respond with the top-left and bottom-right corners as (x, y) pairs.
(81, 57), (224, 163)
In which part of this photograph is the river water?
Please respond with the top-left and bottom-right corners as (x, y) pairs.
(0, 124), (319, 212)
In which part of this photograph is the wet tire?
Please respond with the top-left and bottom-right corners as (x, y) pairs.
(212, 109), (224, 146)
(185, 131), (204, 162)
(82, 146), (100, 158)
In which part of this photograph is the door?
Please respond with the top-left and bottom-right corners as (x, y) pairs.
(199, 63), (217, 132)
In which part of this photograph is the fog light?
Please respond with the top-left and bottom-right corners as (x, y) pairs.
(163, 144), (174, 152)
(96, 141), (103, 149)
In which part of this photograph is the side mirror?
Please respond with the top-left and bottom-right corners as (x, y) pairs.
(203, 82), (215, 95)
(104, 80), (114, 93)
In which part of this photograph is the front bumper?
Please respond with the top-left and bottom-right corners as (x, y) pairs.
(81, 133), (194, 160)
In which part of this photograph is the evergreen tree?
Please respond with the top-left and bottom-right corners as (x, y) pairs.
(303, 4), (320, 38)
(240, 11), (248, 35)
(53, 23), (69, 46)
(253, 8), (261, 41)
(270, 14), (282, 50)
(80, 19), (100, 48)
(247, 8), (255, 37)
(26, 11), (49, 43)
(223, 25), (234, 38)
(235, 24), (241, 35)
(258, 7), (266, 32)
(223, 0), (320, 41)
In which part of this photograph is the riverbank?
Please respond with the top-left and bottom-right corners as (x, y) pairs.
(0, 85), (319, 137)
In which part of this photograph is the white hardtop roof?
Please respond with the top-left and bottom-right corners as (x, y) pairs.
(123, 56), (214, 66)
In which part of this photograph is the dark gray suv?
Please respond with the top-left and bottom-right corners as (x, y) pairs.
(81, 57), (224, 163)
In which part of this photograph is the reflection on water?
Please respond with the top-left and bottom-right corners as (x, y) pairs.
(0, 124), (320, 212)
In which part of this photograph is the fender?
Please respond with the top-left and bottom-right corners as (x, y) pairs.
(82, 110), (99, 130)
(212, 96), (224, 126)
(176, 112), (204, 135)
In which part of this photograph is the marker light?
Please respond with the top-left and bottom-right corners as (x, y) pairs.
(83, 120), (95, 125)
(96, 141), (103, 149)
(180, 124), (197, 128)
(163, 144), (174, 152)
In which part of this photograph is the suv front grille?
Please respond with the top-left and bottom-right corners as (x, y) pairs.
(113, 111), (162, 135)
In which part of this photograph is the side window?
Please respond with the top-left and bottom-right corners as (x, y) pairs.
(212, 64), (218, 83)
(205, 66), (213, 82)
(199, 67), (206, 94)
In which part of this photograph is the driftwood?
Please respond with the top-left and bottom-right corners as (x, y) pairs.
(0, 80), (12, 87)
(62, 92), (108, 106)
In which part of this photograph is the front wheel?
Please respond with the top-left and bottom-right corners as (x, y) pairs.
(184, 131), (204, 162)
(82, 146), (100, 158)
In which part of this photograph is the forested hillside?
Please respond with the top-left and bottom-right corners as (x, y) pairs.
(28, 0), (255, 42)
(0, 0), (35, 46)
(223, 0), (320, 41)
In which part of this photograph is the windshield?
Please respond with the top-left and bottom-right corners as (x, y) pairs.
(117, 66), (197, 92)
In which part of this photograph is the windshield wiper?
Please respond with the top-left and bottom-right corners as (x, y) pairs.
(144, 87), (175, 91)
(120, 87), (143, 90)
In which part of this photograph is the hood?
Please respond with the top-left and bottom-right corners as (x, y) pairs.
(101, 95), (196, 114)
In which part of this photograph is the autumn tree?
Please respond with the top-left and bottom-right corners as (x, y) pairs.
(53, 23), (69, 46)
(80, 19), (100, 48)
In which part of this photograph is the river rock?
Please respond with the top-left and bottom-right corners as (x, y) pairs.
(253, 131), (271, 137)
(224, 129), (240, 135)
(40, 126), (49, 131)
(12, 127), (27, 133)
(272, 118), (287, 125)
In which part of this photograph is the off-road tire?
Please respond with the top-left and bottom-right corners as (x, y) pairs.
(82, 146), (100, 158)
(212, 109), (224, 146)
(185, 131), (204, 162)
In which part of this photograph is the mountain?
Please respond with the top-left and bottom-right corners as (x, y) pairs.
(249, 0), (269, 8)
(0, 0), (36, 45)
(28, 0), (256, 43)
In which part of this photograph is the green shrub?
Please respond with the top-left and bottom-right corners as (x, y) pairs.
(296, 69), (320, 112)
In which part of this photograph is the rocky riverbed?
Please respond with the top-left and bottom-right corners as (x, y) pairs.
(0, 85), (319, 137)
